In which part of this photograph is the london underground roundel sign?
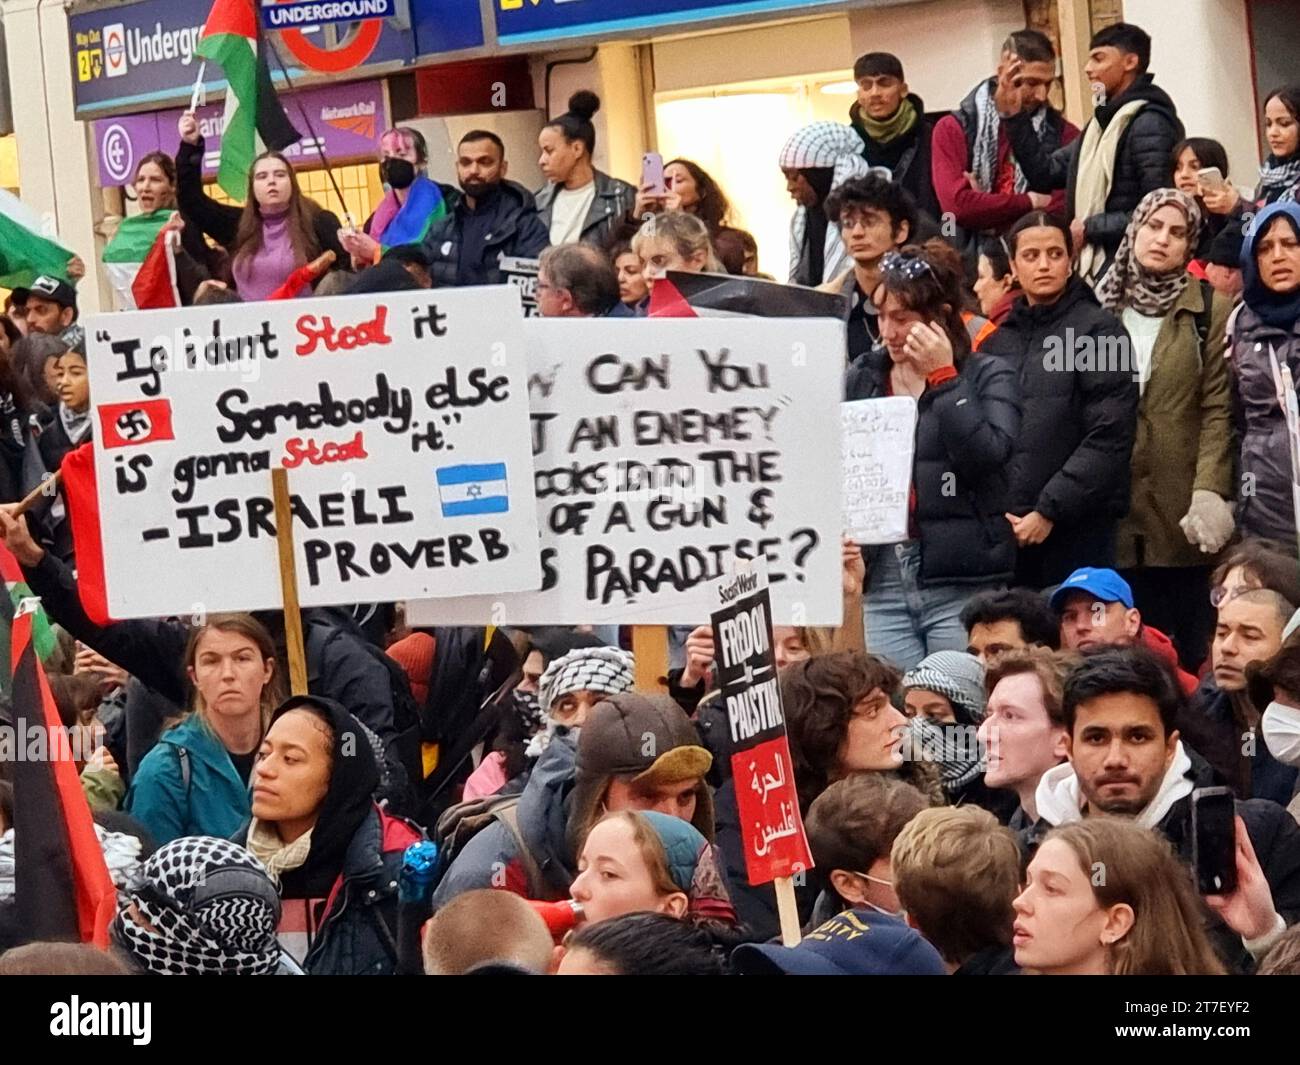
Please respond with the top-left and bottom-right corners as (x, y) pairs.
(272, 0), (384, 74)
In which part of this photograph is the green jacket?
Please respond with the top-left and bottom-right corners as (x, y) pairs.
(124, 714), (251, 844)
(1116, 281), (1235, 570)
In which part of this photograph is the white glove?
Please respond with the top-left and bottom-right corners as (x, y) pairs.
(1179, 489), (1235, 555)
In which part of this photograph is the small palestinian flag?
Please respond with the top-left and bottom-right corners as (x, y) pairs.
(198, 0), (301, 199)
(102, 209), (180, 310)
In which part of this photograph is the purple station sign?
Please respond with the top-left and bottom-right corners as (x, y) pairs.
(93, 79), (388, 188)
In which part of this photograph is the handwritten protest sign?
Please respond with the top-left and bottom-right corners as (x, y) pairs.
(842, 397), (916, 545)
(409, 316), (844, 626)
(85, 287), (540, 616)
(711, 565), (812, 886)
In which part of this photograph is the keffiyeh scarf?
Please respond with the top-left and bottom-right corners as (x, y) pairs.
(1259, 153), (1300, 204)
(537, 646), (635, 717)
(970, 79), (1048, 195)
(113, 836), (281, 976)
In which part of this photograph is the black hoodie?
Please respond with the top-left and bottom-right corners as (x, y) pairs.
(1005, 73), (1184, 265)
(259, 695), (378, 900)
(848, 92), (940, 221)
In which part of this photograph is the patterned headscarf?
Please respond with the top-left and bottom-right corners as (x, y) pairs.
(537, 646), (635, 717)
(1097, 187), (1202, 317)
(113, 837), (282, 976)
(639, 810), (738, 929)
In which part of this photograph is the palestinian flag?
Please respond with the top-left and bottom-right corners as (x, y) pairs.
(650, 270), (852, 319)
(102, 209), (179, 310)
(2, 544), (117, 946)
(0, 187), (75, 288)
(198, 0), (301, 200)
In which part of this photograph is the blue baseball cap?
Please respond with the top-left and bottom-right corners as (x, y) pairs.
(730, 910), (947, 976)
(1049, 567), (1135, 612)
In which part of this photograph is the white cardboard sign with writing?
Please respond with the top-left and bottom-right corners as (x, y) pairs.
(841, 397), (917, 545)
(410, 317), (845, 626)
(85, 286), (540, 617)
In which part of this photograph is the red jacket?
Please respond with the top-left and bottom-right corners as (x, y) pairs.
(1140, 625), (1199, 696)
(931, 113), (1079, 233)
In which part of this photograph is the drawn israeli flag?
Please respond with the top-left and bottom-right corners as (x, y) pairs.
(436, 462), (510, 517)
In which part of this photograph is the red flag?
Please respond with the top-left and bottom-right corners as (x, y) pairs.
(647, 277), (697, 318)
(131, 227), (181, 310)
(59, 444), (111, 626)
(3, 544), (117, 946)
(97, 398), (175, 449)
(268, 250), (337, 300)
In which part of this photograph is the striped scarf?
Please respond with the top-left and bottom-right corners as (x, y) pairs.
(1259, 153), (1300, 204)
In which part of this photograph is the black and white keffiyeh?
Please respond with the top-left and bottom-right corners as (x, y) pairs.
(113, 837), (281, 976)
(1259, 154), (1300, 204)
(537, 646), (635, 717)
(778, 122), (874, 191)
(970, 79), (1048, 196)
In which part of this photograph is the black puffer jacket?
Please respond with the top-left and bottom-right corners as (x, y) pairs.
(844, 346), (1021, 584)
(979, 279), (1138, 584)
(418, 180), (550, 287)
(1006, 75), (1183, 265)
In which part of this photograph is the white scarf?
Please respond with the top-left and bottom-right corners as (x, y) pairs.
(1075, 98), (1149, 287)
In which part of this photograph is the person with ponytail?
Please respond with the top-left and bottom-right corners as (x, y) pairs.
(845, 239), (1021, 668)
(534, 91), (635, 249)
(176, 112), (348, 299)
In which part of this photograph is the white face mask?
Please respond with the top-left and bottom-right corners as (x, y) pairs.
(851, 871), (906, 920)
(1262, 702), (1300, 767)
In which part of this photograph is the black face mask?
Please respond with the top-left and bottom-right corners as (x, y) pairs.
(380, 157), (416, 190)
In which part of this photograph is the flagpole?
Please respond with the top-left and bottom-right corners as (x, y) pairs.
(190, 61), (207, 113)
(264, 37), (356, 227)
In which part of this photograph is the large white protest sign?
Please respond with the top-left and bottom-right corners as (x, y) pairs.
(409, 317), (844, 626)
(86, 286), (540, 617)
(842, 397), (917, 545)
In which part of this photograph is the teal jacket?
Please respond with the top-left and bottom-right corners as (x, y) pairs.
(124, 714), (251, 844)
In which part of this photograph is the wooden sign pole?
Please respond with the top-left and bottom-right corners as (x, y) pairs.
(773, 875), (802, 947)
(12, 471), (61, 517)
(631, 625), (669, 692)
(271, 469), (309, 696)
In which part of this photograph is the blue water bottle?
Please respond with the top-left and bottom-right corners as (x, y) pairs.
(396, 840), (439, 975)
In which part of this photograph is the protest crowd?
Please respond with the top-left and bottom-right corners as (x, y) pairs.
(5, 6), (1300, 985)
